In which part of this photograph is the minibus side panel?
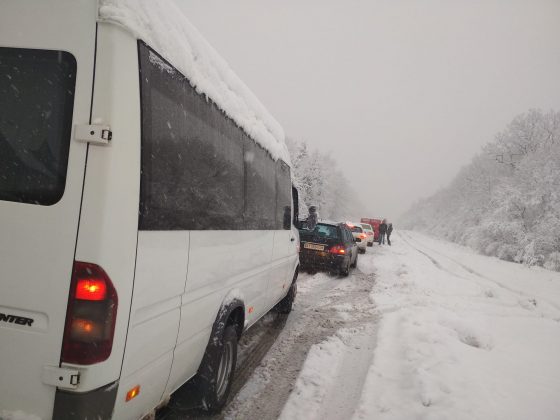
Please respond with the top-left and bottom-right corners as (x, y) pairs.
(0, 1), (96, 417)
(268, 162), (298, 307)
(269, 231), (293, 305)
(113, 231), (187, 418)
(165, 230), (274, 394)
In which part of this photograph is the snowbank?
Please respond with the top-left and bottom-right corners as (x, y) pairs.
(98, 0), (290, 164)
(354, 232), (560, 420)
(279, 335), (347, 420)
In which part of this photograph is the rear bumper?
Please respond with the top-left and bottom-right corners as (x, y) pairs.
(53, 381), (118, 419)
(299, 250), (345, 271)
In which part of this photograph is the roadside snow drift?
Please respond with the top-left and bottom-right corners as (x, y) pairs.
(354, 231), (560, 420)
(98, 0), (290, 164)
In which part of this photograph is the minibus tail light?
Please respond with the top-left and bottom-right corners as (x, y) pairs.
(61, 261), (118, 365)
(76, 278), (107, 301)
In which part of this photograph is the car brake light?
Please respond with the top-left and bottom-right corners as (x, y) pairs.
(61, 261), (118, 365)
(359, 233), (367, 240)
(329, 245), (346, 255)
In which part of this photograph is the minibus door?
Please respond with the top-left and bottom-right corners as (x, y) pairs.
(0, 2), (96, 418)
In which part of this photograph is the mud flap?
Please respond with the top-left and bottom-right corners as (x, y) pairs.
(52, 381), (118, 419)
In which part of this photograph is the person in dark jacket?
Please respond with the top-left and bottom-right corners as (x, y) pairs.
(307, 205), (318, 231)
(387, 223), (393, 246)
(378, 219), (387, 245)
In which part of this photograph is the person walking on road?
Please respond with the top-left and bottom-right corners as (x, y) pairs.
(387, 223), (393, 246)
(378, 219), (387, 245)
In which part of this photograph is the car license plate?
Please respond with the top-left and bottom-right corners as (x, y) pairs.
(304, 243), (325, 251)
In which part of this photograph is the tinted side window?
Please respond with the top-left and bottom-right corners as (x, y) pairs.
(138, 42), (291, 231)
(0, 47), (76, 205)
(244, 139), (276, 229)
(337, 227), (344, 243)
(139, 42), (244, 230)
(275, 160), (291, 230)
(342, 226), (352, 244)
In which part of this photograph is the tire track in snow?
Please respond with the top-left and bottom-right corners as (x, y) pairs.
(313, 321), (378, 420)
(400, 231), (560, 315)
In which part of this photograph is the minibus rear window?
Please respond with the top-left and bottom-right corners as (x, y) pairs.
(0, 47), (76, 205)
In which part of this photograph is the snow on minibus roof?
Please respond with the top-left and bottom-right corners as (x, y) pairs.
(98, 0), (290, 165)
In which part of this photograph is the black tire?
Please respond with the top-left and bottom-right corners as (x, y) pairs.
(351, 252), (358, 268)
(359, 248), (366, 254)
(367, 243), (373, 247)
(340, 259), (350, 276)
(195, 325), (238, 413)
(276, 279), (297, 314)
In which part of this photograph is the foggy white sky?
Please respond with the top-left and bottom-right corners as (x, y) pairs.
(176, 0), (560, 219)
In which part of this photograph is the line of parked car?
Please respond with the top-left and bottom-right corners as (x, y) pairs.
(297, 219), (378, 276)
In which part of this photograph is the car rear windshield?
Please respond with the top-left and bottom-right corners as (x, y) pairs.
(0, 47), (77, 205)
(361, 224), (372, 231)
(350, 226), (363, 233)
(300, 223), (340, 240)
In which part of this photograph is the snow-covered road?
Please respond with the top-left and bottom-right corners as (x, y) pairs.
(160, 230), (560, 420)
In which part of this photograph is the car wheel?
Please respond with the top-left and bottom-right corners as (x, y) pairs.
(351, 252), (358, 268)
(195, 325), (238, 413)
(276, 278), (297, 314)
(340, 259), (350, 276)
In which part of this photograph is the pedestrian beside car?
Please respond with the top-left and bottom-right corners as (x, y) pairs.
(378, 219), (387, 245)
(387, 223), (393, 245)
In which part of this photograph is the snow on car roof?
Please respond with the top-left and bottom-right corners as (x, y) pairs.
(98, 0), (290, 165)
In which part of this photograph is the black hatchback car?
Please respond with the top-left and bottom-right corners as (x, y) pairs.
(298, 221), (358, 276)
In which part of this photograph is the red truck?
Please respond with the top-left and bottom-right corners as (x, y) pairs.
(360, 218), (382, 240)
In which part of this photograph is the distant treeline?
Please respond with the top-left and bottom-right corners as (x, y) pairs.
(401, 109), (560, 272)
(286, 137), (365, 221)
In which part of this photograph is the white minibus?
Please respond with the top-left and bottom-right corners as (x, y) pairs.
(0, 1), (300, 419)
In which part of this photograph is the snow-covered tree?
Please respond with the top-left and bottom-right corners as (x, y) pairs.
(401, 109), (560, 271)
(285, 136), (365, 221)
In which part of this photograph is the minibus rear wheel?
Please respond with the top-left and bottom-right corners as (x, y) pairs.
(197, 325), (238, 413)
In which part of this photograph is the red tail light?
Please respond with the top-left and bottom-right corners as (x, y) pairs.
(359, 233), (367, 240)
(61, 261), (118, 365)
(76, 278), (107, 301)
(329, 245), (346, 255)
